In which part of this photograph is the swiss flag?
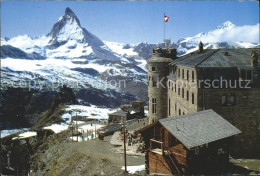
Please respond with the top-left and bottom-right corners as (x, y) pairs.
(164, 15), (169, 22)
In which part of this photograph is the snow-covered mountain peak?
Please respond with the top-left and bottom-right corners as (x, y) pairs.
(48, 7), (84, 45)
(65, 7), (78, 19)
(216, 21), (236, 30)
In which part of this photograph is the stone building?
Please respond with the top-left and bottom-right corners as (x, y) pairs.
(147, 43), (260, 158)
(147, 48), (177, 123)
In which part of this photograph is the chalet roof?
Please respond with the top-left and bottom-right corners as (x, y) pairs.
(159, 109), (241, 149)
(170, 48), (259, 69)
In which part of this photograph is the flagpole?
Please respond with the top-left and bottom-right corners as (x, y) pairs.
(163, 13), (165, 44)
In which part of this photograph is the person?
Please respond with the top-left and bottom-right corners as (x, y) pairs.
(128, 135), (132, 146)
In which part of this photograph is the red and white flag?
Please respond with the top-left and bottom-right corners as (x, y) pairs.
(164, 15), (169, 22)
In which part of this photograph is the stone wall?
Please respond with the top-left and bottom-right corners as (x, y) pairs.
(148, 62), (170, 123)
(202, 88), (260, 158)
(168, 65), (198, 117)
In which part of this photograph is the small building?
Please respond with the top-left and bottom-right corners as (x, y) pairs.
(108, 100), (145, 124)
(136, 109), (241, 175)
(121, 100), (145, 119)
(108, 110), (129, 124)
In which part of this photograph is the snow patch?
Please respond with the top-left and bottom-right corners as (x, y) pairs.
(104, 41), (138, 56)
(65, 105), (117, 120)
(18, 131), (37, 139)
(121, 165), (145, 174)
(1, 128), (28, 138)
(44, 124), (69, 133)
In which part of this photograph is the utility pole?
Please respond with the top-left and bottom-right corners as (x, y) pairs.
(121, 116), (127, 173)
(70, 112), (73, 142)
(76, 113), (78, 142)
(95, 123), (96, 138)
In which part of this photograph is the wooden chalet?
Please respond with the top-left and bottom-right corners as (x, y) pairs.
(136, 109), (241, 175)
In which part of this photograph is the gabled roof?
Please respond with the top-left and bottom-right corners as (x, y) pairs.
(170, 48), (259, 69)
(159, 109), (241, 149)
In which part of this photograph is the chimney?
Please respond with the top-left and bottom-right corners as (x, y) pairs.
(198, 41), (203, 53)
(251, 51), (258, 70)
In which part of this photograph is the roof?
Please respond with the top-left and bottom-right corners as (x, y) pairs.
(134, 121), (159, 134)
(159, 109), (241, 149)
(108, 110), (127, 117)
(170, 48), (259, 69)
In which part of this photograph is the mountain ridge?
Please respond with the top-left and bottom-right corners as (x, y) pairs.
(1, 7), (259, 104)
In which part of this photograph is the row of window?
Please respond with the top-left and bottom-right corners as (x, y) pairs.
(194, 146), (225, 155)
(240, 70), (252, 80)
(151, 66), (196, 82)
(177, 68), (195, 82)
(168, 100), (190, 116)
(178, 88), (195, 104)
(168, 82), (195, 104)
(152, 93), (236, 116)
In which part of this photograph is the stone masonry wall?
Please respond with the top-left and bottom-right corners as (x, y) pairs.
(202, 89), (260, 158)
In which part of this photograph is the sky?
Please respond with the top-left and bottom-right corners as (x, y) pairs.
(1, 1), (259, 44)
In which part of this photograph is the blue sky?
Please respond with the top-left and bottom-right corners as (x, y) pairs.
(1, 1), (259, 44)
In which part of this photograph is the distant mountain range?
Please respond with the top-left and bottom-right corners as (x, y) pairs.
(1, 7), (259, 104)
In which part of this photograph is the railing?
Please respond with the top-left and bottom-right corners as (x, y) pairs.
(150, 139), (164, 155)
(149, 139), (183, 174)
(163, 143), (183, 175)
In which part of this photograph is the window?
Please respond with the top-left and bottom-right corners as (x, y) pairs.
(152, 98), (157, 114)
(183, 112), (185, 115)
(152, 78), (157, 87)
(178, 87), (180, 96)
(195, 147), (199, 155)
(175, 84), (176, 93)
(168, 81), (170, 89)
(228, 93), (236, 106)
(152, 66), (156, 71)
(148, 98), (149, 111)
(187, 91), (189, 101)
(247, 70), (252, 80)
(187, 70), (189, 80)
(192, 93), (195, 104)
(178, 68), (180, 78)
(182, 88), (184, 98)
(175, 103), (177, 112)
(241, 70), (246, 80)
(182, 69), (184, 79)
(171, 83), (173, 91)
(192, 71), (195, 82)
(222, 95), (227, 106)
(169, 98), (171, 116)
(179, 109), (181, 115)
